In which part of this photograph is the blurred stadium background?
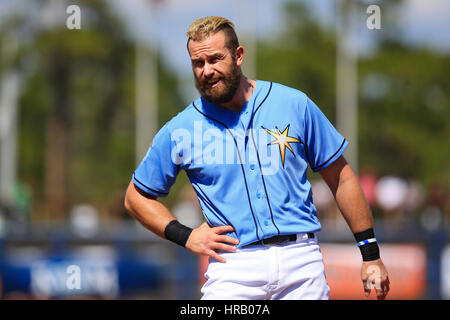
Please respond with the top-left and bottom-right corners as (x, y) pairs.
(0, 0), (449, 300)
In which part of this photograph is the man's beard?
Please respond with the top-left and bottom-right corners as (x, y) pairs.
(194, 61), (241, 105)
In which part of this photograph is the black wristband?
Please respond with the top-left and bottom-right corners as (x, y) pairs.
(164, 220), (193, 248)
(353, 228), (380, 262)
(353, 228), (375, 242)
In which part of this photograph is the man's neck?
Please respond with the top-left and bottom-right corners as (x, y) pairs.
(219, 76), (256, 113)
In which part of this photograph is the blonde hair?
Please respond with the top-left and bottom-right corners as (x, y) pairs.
(186, 16), (239, 52)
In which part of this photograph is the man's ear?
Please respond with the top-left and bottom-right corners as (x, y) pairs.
(234, 46), (245, 67)
(186, 39), (192, 56)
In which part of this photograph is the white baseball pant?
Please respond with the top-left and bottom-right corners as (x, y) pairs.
(201, 233), (330, 300)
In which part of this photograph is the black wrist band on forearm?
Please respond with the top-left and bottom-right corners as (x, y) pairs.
(353, 228), (380, 261)
(164, 220), (193, 248)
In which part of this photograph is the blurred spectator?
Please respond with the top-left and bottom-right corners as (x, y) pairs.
(404, 180), (426, 213)
(0, 199), (13, 220)
(404, 180), (426, 230)
(107, 189), (129, 219)
(358, 165), (378, 207)
(375, 176), (409, 228)
(445, 191), (450, 230)
(13, 181), (32, 222)
(171, 185), (204, 229)
(358, 165), (384, 223)
(420, 205), (442, 233)
(311, 179), (335, 216)
(0, 212), (5, 238)
(69, 204), (100, 238)
(420, 177), (448, 233)
(310, 179), (348, 232)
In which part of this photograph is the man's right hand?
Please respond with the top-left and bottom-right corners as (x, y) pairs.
(185, 222), (239, 263)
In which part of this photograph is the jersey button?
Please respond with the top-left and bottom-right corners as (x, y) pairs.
(264, 220), (269, 226)
(250, 164), (255, 170)
(256, 192), (261, 199)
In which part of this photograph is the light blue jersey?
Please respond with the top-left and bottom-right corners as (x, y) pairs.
(133, 80), (348, 247)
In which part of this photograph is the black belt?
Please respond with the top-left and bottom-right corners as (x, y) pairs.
(247, 233), (315, 247)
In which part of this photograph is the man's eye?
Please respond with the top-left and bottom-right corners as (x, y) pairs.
(194, 61), (204, 68)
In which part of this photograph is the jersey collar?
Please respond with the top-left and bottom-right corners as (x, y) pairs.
(197, 80), (268, 127)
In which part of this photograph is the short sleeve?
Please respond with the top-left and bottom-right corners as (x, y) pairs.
(132, 123), (180, 197)
(304, 97), (348, 172)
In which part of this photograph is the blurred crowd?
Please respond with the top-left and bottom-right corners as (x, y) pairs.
(312, 166), (450, 234)
(1, 167), (449, 238)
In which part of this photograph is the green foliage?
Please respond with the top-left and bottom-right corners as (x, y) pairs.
(257, 1), (449, 188)
(4, 0), (449, 220)
(257, 2), (337, 120)
(11, 0), (185, 216)
(359, 45), (450, 185)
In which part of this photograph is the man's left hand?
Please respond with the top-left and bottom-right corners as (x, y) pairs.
(361, 258), (390, 300)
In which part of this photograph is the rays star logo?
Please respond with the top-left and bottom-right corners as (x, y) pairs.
(262, 124), (302, 168)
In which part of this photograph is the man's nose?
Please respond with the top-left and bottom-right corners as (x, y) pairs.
(203, 63), (214, 78)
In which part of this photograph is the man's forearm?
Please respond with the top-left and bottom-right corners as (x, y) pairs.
(124, 181), (238, 261)
(333, 164), (374, 233)
(319, 156), (374, 234)
(124, 181), (176, 239)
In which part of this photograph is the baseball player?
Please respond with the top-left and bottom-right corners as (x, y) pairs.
(124, 16), (390, 300)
